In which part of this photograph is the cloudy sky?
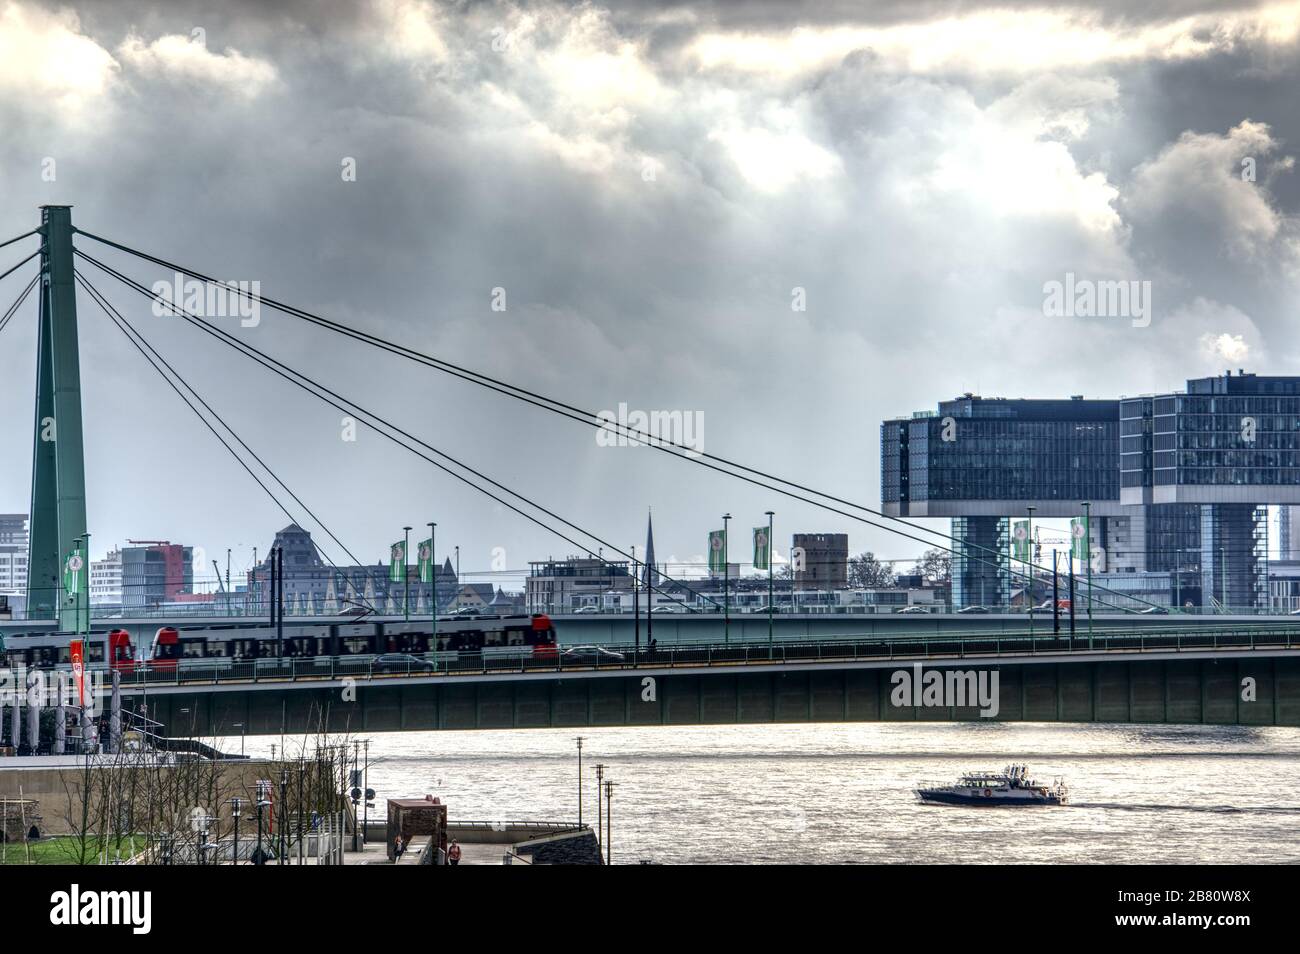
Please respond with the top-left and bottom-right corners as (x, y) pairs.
(1, 0), (1297, 588)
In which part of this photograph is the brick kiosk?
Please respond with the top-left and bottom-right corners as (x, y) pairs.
(386, 796), (447, 862)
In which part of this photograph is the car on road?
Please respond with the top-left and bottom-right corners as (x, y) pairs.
(572, 605), (600, 614)
(560, 645), (626, 663)
(370, 653), (434, 673)
(896, 605), (929, 614)
(956, 605), (990, 614)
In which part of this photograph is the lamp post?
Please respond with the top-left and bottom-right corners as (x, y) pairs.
(427, 522), (437, 647)
(231, 796), (243, 865)
(1221, 545), (1228, 612)
(574, 736), (586, 826)
(765, 511), (775, 657)
(254, 782), (270, 865)
(603, 779), (616, 865)
(81, 531), (90, 635)
(722, 513), (731, 644)
(1082, 501), (1092, 648)
(361, 738), (371, 846)
(403, 526), (412, 621)
(233, 721), (245, 757)
(593, 763), (606, 848)
(631, 544), (639, 652)
(1026, 506), (1036, 634)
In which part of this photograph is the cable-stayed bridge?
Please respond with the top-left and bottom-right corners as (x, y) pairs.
(1, 206), (1297, 732)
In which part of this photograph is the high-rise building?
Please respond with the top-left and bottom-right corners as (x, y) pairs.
(90, 547), (123, 606)
(121, 541), (194, 611)
(0, 514), (29, 604)
(882, 371), (1300, 610)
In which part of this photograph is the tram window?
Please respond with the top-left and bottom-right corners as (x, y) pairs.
(183, 640), (206, 658)
(504, 627), (527, 646)
(207, 641), (227, 658)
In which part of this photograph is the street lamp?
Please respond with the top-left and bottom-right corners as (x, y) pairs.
(427, 522), (437, 648)
(233, 722), (245, 757)
(1026, 506), (1036, 633)
(603, 779), (617, 865)
(1081, 501), (1092, 647)
(765, 511), (775, 657)
(574, 736), (586, 826)
(593, 763), (606, 849)
(631, 544), (639, 650)
(403, 526), (412, 621)
(230, 796), (243, 865)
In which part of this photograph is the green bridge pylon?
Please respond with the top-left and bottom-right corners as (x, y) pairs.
(26, 205), (88, 631)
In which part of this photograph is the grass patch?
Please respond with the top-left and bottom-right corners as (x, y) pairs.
(0, 835), (147, 865)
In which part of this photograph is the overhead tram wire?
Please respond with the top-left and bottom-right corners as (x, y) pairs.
(70, 230), (1166, 611)
(75, 270), (377, 613)
(0, 275), (39, 337)
(73, 246), (1146, 616)
(73, 250), (719, 614)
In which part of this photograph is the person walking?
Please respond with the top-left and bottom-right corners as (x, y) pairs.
(394, 834), (404, 861)
(447, 840), (462, 866)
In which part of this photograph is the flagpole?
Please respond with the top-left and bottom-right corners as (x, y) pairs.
(1082, 501), (1092, 649)
(83, 531), (91, 635)
(1025, 507), (1034, 635)
(403, 526), (412, 622)
(427, 522), (437, 653)
(722, 513), (731, 644)
(765, 511), (774, 658)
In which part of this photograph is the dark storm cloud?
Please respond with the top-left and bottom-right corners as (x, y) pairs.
(0, 0), (1297, 586)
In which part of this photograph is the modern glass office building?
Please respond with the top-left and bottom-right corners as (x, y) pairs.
(882, 372), (1288, 610)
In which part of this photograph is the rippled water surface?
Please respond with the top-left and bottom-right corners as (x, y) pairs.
(247, 723), (1300, 864)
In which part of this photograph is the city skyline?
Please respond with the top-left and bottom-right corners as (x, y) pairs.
(2, 1), (1298, 577)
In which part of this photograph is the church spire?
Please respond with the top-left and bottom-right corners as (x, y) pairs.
(643, 509), (659, 589)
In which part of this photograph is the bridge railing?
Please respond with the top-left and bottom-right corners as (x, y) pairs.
(82, 623), (1299, 688)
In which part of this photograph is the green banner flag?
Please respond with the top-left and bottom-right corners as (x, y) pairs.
(1070, 518), (1088, 562)
(389, 540), (406, 583)
(418, 538), (433, 584)
(753, 527), (770, 570)
(63, 546), (87, 597)
(708, 529), (726, 574)
(1011, 520), (1030, 563)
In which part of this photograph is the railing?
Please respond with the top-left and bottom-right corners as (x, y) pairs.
(449, 820), (587, 832)
(76, 624), (1299, 689)
(11, 601), (1300, 624)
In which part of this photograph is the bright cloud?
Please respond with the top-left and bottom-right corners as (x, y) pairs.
(0, 2), (117, 113)
(685, 2), (1300, 77)
(117, 32), (277, 97)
